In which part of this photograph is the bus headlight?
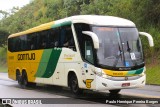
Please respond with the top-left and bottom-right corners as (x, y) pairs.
(93, 68), (102, 76)
(93, 68), (109, 78)
(96, 70), (102, 76)
(101, 72), (112, 79)
(102, 73), (108, 78)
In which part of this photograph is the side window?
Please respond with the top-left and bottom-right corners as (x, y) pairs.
(8, 36), (27, 52)
(74, 23), (94, 64)
(27, 28), (61, 50)
(60, 25), (76, 51)
(27, 33), (37, 50)
(8, 38), (14, 52)
(48, 28), (60, 48)
(36, 30), (48, 49)
(40, 31), (47, 49)
(20, 35), (27, 51)
(85, 37), (94, 64)
(8, 25), (76, 52)
(15, 37), (21, 52)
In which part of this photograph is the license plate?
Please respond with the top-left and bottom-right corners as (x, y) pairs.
(122, 83), (130, 87)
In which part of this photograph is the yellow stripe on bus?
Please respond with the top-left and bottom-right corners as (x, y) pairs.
(102, 69), (127, 77)
(8, 21), (55, 38)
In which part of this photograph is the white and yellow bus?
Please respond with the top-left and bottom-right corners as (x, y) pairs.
(8, 15), (154, 94)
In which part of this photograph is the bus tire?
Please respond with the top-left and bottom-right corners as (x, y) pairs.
(21, 71), (36, 88)
(109, 89), (121, 94)
(70, 74), (82, 95)
(16, 70), (20, 81)
(21, 72), (28, 89)
(17, 74), (22, 86)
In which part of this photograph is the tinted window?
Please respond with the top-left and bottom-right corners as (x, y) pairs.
(48, 28), (60, 48)
(28, 33), (37, 50)
(60, 25), (76, 50)
(8, 23), (76, 52)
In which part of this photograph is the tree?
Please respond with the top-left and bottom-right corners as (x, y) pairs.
(0, 29), (9, 47)
(0, 10), (9, 19)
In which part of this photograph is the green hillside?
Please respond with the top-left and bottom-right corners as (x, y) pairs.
(0, 47), (7, 72)
(0, 0), (160, 84)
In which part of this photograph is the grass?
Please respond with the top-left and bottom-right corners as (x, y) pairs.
(0, 66), (7, 72)
(0, 47), (7, 73)
(146, 64), (160, 85)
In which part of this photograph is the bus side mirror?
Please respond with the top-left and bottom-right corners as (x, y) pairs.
(82, 31), (99, 49)
(139, 32), (154, 47)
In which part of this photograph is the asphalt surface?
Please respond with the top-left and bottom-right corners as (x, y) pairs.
(0, 73), (160, 107)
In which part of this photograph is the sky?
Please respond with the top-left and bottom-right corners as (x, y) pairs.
(0, 0), (31, 11)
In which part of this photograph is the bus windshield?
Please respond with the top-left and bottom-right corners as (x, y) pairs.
(92, 26), (144, 69)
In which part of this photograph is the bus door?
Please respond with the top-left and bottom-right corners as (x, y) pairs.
(82, 37), (95, 89)
(74, 23), (96, 89)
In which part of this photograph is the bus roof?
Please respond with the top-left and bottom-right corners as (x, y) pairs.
(8, 15), (136, 38)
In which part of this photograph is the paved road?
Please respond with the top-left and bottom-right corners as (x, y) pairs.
(0, 73), (159, 107)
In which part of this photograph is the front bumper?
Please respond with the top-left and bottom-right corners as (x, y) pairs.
(95, 74), (146, 91)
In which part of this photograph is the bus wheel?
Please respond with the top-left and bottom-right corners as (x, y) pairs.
(17, 74), (22, 86)
(70, 74), (82, 95)
(109, 89), (121, 94)
(21, 73), (28, 89)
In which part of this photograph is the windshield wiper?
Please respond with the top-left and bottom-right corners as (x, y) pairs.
(113, 43), (123, 67)
(126, 41), (137, 66)
(127, 41), (131, 52)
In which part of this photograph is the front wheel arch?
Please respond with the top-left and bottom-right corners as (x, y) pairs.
(68, 71), (82, 95)
(68, 71), (75, 87)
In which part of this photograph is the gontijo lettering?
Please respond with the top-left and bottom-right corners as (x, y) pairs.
(17, 53), (35, 60)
